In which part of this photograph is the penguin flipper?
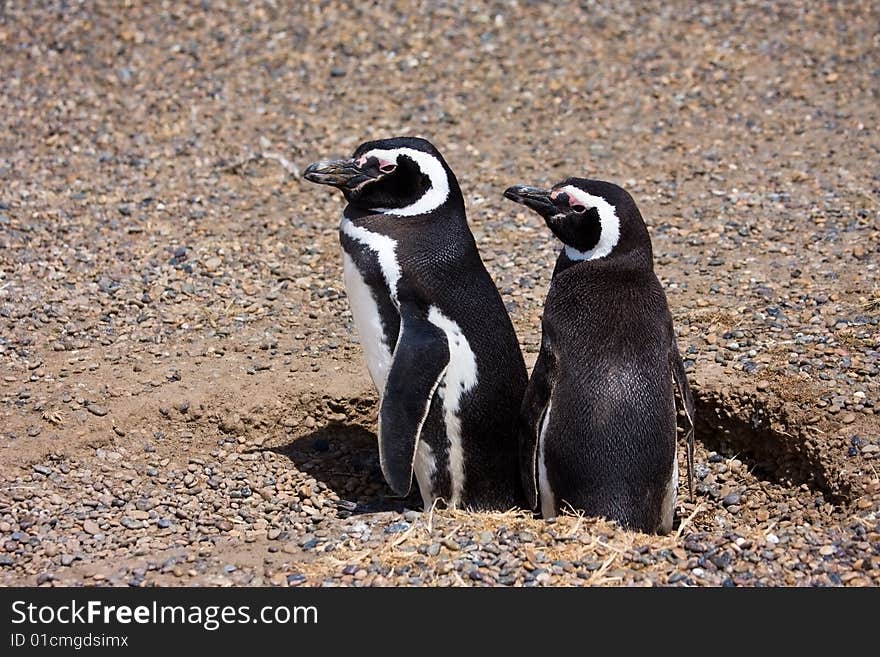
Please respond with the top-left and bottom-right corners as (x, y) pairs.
(520, 343), (555, 510)
(670, 343), (696, 502)
(378, 305), (449, 496)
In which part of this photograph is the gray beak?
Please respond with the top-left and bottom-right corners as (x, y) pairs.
(303, 158), (373, 189)
(503, 184), (557, 215)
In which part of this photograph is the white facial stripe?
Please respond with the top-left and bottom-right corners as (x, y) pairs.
(556, 185), (621, 261)
(360, 147), (450, 217)
(427, 306), (477, 509)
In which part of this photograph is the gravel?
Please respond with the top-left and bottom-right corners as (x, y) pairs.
(0, 1), (878, 586)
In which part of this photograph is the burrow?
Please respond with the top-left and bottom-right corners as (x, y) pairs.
(264, 383), (856, 519)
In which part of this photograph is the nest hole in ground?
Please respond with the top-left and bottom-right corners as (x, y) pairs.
(693, 388), (853, 506)
(267, 386), (854, 519)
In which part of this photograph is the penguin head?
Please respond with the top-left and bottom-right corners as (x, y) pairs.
(304, 137), (462, 216)
(504, 178), (652, 264)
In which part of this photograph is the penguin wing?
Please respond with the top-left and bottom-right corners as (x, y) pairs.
(670, 341), (696, 502)
(519, 342), (555, 510)
(378, 303), (449, 496)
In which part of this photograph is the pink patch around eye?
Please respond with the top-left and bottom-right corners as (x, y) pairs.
(551, 190), (570, 207)
(377, 157), (395, 169)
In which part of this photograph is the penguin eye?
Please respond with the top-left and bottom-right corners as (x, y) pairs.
(379, 163), (397, 174)
(571, 204), (587, 214)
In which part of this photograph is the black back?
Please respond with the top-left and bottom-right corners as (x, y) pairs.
(540, 252), (677, 531)
(336, 138), (527, 509)
(512, 177), (692, 533)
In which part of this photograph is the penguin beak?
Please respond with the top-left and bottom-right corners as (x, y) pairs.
(303, 158), (375, 189)
(503, 185), (557, 215)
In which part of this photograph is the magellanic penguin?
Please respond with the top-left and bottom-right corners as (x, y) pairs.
(303, 137), (527, 510)
(503, 178), (695, 534)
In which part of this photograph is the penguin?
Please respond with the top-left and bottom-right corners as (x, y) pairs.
(303, 137), (527, 510)
(503, 178), (695, 534)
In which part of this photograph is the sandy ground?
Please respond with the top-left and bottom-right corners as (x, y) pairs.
(0, 1), (878, 586)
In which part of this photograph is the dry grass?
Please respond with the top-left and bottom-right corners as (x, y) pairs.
(300, 505), (687, 587)
(860, 290), (880, 314)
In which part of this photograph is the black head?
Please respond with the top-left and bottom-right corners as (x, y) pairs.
(303, 137), (462, 216)
(504, 177), (652, 266)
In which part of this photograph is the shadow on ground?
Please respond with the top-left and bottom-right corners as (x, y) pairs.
(266, 422), (422, 514)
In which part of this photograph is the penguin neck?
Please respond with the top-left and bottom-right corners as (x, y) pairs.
(343, 205), (380, 221)
(554, 244), (654, 275)
(343, 193), (466, 222)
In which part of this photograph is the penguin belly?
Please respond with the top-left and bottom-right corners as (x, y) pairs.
(537, 401), (556, 519)
(341, 250), (394, 393)
(659, 449), (678, 534)
(412, 440), (437, 509)
(427, 305), (478, 509)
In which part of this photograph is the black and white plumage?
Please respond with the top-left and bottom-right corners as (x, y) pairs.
(304, 137), (527, 510)
(504, 178), (695, 534)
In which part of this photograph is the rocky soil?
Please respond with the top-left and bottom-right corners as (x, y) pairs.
(0, 1), (878, 586)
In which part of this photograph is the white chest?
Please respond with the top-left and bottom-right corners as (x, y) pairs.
(342, 251), (394, 393)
